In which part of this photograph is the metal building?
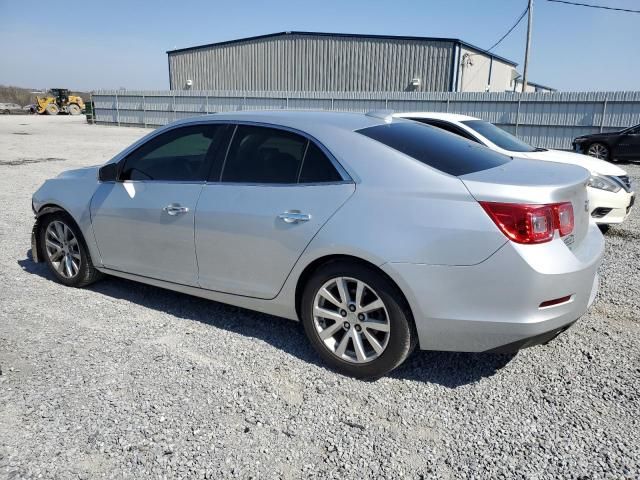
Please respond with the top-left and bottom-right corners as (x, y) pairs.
(167, 31), (531, 93)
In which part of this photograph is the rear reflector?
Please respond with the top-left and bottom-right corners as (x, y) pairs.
(539, 295), (573, 308)
(479, 201), (574, 244)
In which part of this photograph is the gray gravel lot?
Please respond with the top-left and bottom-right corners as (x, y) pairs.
(1, 115), (639, 479)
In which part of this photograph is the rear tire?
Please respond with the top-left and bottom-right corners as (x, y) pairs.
(39, 212), (103, 288)
(45, 104), (59, 115)
(67, 104), (81, 115)
(301, 261), (416, 379)
(598, 224), (610, 234)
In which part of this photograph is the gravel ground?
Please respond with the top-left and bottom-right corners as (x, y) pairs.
(1, 115), (639, 479)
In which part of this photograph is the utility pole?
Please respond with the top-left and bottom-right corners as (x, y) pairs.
(522, 0), (533, 92)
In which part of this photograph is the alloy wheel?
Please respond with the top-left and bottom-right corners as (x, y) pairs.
(587, 143), (609, 160)
(45, 220), (81, 278)
(312, 276), (391, 364)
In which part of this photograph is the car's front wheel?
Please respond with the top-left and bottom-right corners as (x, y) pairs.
(301, 261), (416, 378)
(587, 142), (610, 161)
(39, 213), (102, 287)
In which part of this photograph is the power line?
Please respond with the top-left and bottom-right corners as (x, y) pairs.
(487, 5), (530, 52)
(547, 0), (640, 13)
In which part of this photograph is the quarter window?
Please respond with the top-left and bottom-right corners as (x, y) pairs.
(221, 126), (307, 184)
(299, 142), (343, 183)
(120, 125), (224, 181)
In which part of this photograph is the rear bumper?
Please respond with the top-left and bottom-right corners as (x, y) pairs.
(382, 223), (604, 352)
(486, 319), (577, 353)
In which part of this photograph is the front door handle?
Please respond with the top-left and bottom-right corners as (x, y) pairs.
(278, 211), (311, 224)
(163, 204), (190, 216)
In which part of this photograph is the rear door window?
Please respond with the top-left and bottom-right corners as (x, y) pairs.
(356, 121), (510, 176)
(221, 126), (307, 184)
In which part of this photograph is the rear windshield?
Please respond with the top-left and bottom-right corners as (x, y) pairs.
(461, 120), (535, 152)
(356, 121), (510, 176)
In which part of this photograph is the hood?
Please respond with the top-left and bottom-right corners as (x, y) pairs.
(518, 149), (626, 176)
(575, 131), (621, 140)
(56, 165), (100, 179)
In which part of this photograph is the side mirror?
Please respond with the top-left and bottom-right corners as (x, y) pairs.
(98, 163), (118, 182)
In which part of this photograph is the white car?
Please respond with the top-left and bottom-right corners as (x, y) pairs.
(394, 112), (635, 227)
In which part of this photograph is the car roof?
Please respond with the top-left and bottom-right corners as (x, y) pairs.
(169, 110), (392, 138)
(393, 112), (480, 123)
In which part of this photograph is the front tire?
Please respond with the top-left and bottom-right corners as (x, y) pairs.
(301, 261), (416, 378)
(587, 142), (610, 161)
(39, 213), (102, 287)
(45, 104), (59, 115)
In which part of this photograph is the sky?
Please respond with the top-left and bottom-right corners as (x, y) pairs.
(1, 0), (638, 92)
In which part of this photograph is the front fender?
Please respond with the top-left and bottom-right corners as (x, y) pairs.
(32, 175), (102, 266)
(31, 205), (67, 262)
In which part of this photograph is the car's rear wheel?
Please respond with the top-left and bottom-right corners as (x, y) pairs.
(587, 142), (610, 161)
(39, 213), (102, 287)
(301, 261), (416, 378)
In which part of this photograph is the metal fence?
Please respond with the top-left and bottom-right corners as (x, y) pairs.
(92, 90), (640, 150)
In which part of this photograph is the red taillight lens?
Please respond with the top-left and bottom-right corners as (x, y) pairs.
(479, 201), (574, 244)
(479, 202), (554, 244)
(553, 202), (574, 237)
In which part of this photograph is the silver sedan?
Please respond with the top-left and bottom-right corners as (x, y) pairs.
(31, 111), (604, 378)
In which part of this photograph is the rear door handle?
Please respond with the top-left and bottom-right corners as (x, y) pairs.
(163, 204), (190, 216)
(278, 211), (311, 224)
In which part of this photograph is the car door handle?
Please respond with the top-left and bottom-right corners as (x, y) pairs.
(278, 211), (311, 224)
(163, 204), (190, 216)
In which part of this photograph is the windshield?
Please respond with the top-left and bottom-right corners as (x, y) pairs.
(461, 120), (536, 153)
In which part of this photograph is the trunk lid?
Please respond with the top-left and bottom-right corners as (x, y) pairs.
(519, 148), (626, 176)
(459, 158), (591, 249)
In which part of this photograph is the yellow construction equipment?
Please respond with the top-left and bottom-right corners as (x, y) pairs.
(35, 88), (85, 115)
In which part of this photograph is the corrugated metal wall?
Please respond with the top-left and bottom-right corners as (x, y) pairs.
(168, 34), (453, 92)
(92, 90), (640, 150)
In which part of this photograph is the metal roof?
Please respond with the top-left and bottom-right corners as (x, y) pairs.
(166, 31), (519, 67)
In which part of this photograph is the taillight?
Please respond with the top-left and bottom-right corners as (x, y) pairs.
(553, 202), (574, 237)
(479, 201), (574, 244)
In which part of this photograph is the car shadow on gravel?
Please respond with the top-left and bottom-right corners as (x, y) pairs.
(19, 254), (515, 387)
